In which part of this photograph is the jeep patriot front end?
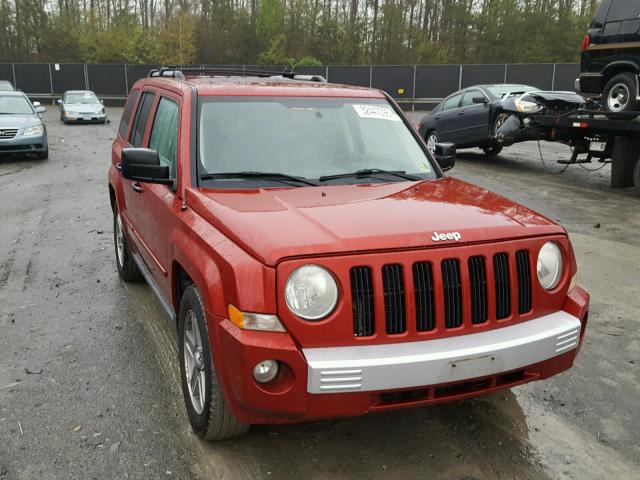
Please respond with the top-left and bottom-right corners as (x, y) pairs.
(108, 68), (589, 441)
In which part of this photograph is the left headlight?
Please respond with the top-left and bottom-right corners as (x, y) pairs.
(537, 242), (563, 290)
(285, 265), (338, 320)
(23, 125), (43, 136)
(515, 97), (544, 114)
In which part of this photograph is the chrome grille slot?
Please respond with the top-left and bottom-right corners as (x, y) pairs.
(351, 266), (375, 337)
(413, 261), (435, 331)
(468, 256), (488, 324)
(382, 264), (406, 334)
(441, 259), (462, 328)
(516, 250), (532, 314)
(493, 253), (511, 319)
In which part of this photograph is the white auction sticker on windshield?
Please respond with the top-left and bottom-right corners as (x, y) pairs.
(353, 104), (401, 121)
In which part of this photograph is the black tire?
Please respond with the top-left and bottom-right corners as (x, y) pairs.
(482, 145), (503, 156)
(603, 73), (640, 119)
(113, 207), (142, 282)
(634, 158), (640, 197)
(425, 130), (439, 155)
(36, 149), (48, 160)
(178, 285), (249, 441)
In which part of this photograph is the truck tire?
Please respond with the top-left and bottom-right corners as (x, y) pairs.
(178, 285), (249, 441)
(113, 208), (142, 282)
(603, 73), (640, 118)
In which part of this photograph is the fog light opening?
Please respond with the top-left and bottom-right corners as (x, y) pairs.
(252, 360), (279, 383)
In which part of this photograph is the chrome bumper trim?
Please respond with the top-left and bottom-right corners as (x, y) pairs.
(304, 311), (581, 394)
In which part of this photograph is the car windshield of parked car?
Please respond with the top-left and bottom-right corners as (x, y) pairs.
(65, 92), (99, 104)
(0, 95), (33, 114)
(198, 97), (437, 185)
(486, 85), (537, 98)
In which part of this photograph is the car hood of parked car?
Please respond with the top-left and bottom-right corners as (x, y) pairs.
(188, 177), (564, 266)
(63, 103), (102, 113)
(0, 114), (42, 128)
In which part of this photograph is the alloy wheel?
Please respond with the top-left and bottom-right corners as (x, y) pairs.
(183, 310), (207, 415)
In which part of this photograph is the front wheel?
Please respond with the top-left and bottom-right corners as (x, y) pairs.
(633, 158), (640, 197)
(113, 208), (142, 282)
(425, 131), (439, 155)
(482, 145), (502, 156)
(603, 73), (640, 118)
(178, 285), (249, 441)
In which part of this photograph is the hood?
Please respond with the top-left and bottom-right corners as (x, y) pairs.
(0, 114), (41, 128)
(526, 91), (584, 104)
(187, 178), (564, 266)
(63, 103), (102, 113)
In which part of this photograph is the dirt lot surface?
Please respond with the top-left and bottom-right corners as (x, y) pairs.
(1, 108), (639, 480)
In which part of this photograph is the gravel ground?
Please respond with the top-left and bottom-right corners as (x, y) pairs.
(0, 108), (638, 480)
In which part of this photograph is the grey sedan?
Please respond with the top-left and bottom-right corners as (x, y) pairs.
(0, 92), (48, 159)
(58, 90), (106, 124)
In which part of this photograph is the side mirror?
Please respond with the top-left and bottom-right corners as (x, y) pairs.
(121, 148), (172, 185)
(472, 96), (488, 104)
(32, 101), (41, 107)
(57, 99), (62, 105)
(35, 105), (46, 113)
(435, 142), (456, 171)
(100, 99), (104, 104)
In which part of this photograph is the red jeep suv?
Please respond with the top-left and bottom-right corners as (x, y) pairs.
(108, 68), (589, 441)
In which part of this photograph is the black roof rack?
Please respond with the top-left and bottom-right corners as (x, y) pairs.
(148, 66), (327, 83)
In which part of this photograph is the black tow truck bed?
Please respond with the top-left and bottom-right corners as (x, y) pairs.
(531, 110), (640, 191)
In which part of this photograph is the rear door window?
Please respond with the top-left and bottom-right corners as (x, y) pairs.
(149, 97), (179, 178)
(119, 90), (139, 139)
(129, 92), (156, 147)
(441, 94), (462, 112)
(607, 0), (639, 22)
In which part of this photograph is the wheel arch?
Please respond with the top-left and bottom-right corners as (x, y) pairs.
(602, 62), (640, 82)
(108, 184), (116, 212)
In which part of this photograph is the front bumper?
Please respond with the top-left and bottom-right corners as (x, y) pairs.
(0, 133), (47, 154)
(213, 287), (589, 424)
(305, 311), (579, 394)
(63, 112), (106, 123)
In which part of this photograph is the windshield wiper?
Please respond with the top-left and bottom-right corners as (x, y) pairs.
(318, 169), (420, 182)
(199, 171), (318, 187)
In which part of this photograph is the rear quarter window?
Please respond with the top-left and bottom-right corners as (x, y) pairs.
(129, 92), (156, 147)
(119, 90), (139, 139)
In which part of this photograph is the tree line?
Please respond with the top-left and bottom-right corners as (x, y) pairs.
(0, 0), (599, 65)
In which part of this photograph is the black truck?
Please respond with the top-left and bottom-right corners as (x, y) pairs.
(577, 0), (640, 115)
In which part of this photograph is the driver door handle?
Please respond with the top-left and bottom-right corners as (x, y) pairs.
(131, 182), (144, 193)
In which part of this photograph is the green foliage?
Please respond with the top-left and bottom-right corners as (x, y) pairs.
(0, 0), (599, 65)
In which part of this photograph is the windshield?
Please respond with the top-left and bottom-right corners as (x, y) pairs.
(65, 92), (99, 104)
(198, 97), (437, 187)
(486, 85), (537, 97)
(0, 95), (33, 114)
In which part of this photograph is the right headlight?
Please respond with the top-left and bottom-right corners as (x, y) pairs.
(515, 97), (544, 114)
(537, 242), (563, 290)
(285, 265), (338, 320)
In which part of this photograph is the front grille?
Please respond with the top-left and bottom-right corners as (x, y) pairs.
(468, 256), (488, 324)
(351, 266), (375, 337)
(351, 248), (531, 337)
(441, 259), (462, 328)
(0, 128), (18, 139)
(493, 253), (511, 320)
(413, 262), (435, 331)
(516, 250), (532, 314)
(382, 264), (406, 334)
